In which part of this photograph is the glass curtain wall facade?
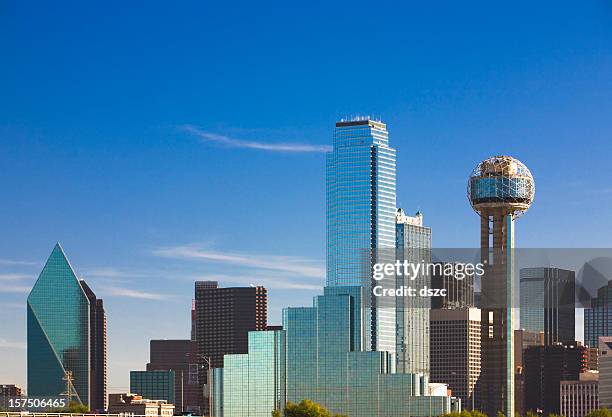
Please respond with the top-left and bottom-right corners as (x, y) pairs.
(520, 267), (575, 345)
(282, 286), (460, 417)
(585, 282), (612, 348)
(221, 331), (286, 417)
(326, 118), (397, 353)
(130, 370), (175, 404)
(27, 244), (91, 406)
(395, 208), (431, 375)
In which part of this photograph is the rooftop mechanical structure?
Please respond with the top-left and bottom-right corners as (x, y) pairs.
(467, 156), (534, 417)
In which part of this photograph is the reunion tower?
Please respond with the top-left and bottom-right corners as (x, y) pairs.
(468, 156), (535, 417)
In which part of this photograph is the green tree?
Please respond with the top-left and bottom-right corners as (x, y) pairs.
(526, 411), (538, 417)
(585, 409), (612, 417)
(272, 400), (348, 417)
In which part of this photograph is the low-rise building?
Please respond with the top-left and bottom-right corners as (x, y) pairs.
(560, 372), (599, 417)
(108, 393), (174, 417)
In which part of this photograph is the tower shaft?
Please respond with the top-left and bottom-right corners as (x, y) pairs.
(480, 210), (515, 417)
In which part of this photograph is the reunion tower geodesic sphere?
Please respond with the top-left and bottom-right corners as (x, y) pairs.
(467, 155), (535, 218)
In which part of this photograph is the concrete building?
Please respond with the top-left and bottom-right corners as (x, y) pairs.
(0, 385), (23, 410)
(431, 263), (476, 310)
(430, 308), (481, 410)
(108, 393), (174, 417)
(598, 337), (612, 408)
(560, 372), (599, 417)
(468, 156), (536, 417)
(515, 330), (544, 416)
(520, 267), (576, 345)
(146, 339), (200, 414)
(524, 341), (587, 415)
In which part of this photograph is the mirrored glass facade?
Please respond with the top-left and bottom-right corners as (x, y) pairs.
(130, 370), (175, 404)
(395, 209), (431, 375)
(326, 118), (397, 353)
(221, 330), (286, 417)
(27, 244), (91, 405)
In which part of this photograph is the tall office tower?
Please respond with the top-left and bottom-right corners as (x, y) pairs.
(431, 263), (476, 309)
(326, 118), (397, 353)
(430, 308), (482, 410)
(146, 340), (200, 414)
(467, 156), (535, 417)
(520, 267), (576, 345)
(514, 330), (545, 416)
(395, 208), (431, 374)
(79, 280), (108, 411)
(585, 282), (612, 348)
(28, 243), (107, 409)
(560, 372), (599, 417)
(194, 281), (267, 414)
(524, 341), (587, 416)
(598, 337), (612, 408)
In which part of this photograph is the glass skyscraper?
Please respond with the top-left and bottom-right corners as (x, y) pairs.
(326, 118), (397, 353)
(585, 281), (612, 348)
(519, 267), (575, 345)
(27, 243), (101, 407)
(395, 208), (431, 375)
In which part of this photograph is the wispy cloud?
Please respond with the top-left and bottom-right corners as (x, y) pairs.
(0, 273), (33, 281)
(0, 284), (30, 293)
(0, 301), (24, 309)
(196, 273), (322, 291)
(100, 286), (167, 300)
(0, 259), (37, 266)
(0, 339), (26, 350)
(152, 245), (325, 279)
(181, 125), (332, 153)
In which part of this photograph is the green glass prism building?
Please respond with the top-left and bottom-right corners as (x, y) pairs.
(27, 243), (107, 410)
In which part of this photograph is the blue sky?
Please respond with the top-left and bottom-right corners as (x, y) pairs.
(1, 0), (612, 393)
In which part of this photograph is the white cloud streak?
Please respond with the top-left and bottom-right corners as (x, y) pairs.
(100, 286), (167, 300)
(182, 125), (332, 153)
(152, 245), (325, 279)
(0, 259), (37, 266)
(196, 273), (322, 291)
(0, 273), (32, 281)
(0, 284), (31, 293)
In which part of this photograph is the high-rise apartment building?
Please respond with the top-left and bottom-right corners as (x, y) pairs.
(520, 267), (576, 345)
(430, 308), (481, 410)
(585, 282), (612, 348)
(146, 340), (200, 414)
(524, 341), (587, 416)
(395, 208), (431, 375)
(27, 244), (107, 410)
(326, 118), (397, 353)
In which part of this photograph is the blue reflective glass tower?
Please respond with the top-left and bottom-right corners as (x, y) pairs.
(326, 118), (397, 353)
(27, 244), (91, 406)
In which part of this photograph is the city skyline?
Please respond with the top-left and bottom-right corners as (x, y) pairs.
(2, 0), (612, 398)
